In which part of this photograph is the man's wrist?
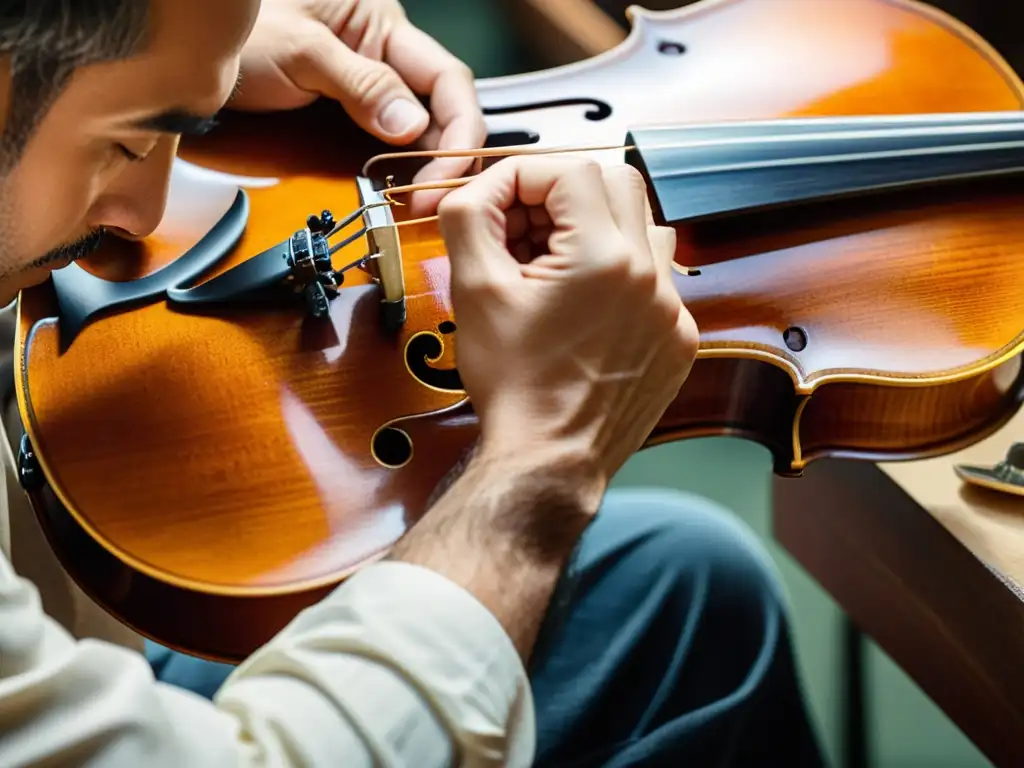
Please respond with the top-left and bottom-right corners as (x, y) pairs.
(398, 440), (604, 565)
(389, 437), (606, 658)
(476, 436), (606, 519)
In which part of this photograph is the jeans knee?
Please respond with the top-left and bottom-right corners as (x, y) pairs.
(146, 640), (235, 700)
(582, 487), (786, 614)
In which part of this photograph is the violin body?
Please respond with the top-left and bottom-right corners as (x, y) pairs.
(15, 0), (1024, 661)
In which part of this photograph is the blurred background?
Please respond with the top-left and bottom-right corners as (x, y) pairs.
(395, 1), (1024, 766)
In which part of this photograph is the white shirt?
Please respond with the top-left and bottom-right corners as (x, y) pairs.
(0, 403), (535, 767)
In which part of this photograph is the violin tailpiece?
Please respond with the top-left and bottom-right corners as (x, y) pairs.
(50, 189), (250, 352)
(164, 193), (404, 330)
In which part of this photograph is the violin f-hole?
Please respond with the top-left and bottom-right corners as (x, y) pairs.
(482, 98), (613, 122)
(371, 426), (413, 469)
(404, 329), (463, 392)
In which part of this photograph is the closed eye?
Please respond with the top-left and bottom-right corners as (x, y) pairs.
(117, 143), (145, 162)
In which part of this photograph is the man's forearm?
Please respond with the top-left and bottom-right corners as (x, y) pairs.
(390, 444), (604, 660)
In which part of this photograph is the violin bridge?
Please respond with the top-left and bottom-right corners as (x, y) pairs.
(357, 175), (406, 331)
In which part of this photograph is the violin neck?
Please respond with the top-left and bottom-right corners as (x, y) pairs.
(625, 111), (1024, 224)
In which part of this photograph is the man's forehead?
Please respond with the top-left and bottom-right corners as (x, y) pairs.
(74, 0), (256, 126)
(144, 0), (259, 58)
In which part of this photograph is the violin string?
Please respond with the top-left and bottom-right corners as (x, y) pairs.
(335, 251), (380, 275)
(334, 116), (1024, 264)
(368, 138), (652, 204)
(363, 116), (1024, 201)
(328, 226), (369, 255)
(326, 201), (391, 239)
(396, 215), (440, 228)
(360, 142), (631, 177)
(322, 143), (642, 261)
(383, 178), (468, 204)
(362, 113), (1024, 175)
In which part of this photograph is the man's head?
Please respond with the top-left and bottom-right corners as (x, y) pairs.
(0, 0), (260, 303)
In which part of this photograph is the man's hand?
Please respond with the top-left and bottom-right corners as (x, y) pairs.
(440, 155), (699, 488)
(391, 155), (699, 659)
(231, 0), (486, 189)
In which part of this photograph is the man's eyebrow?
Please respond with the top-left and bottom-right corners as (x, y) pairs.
(129, 110), (220, 137)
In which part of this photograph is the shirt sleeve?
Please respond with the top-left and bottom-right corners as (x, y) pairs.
(0, 552), (535, 767)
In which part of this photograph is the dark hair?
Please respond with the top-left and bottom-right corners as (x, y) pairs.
(0, 1), (150, 165)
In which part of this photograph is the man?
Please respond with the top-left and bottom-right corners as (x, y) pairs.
(0, 1), (825, 766)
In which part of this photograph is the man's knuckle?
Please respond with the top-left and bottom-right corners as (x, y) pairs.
(349, 61), (399, 101)
(575, 157), (603, 176)
(596, 246), (633, 277)
(544, 155), (598, 175)
(287, 31), (326, 70)
(456, 273), (503, 301)
(437, 193), (478, 222)
(675, 310), (700, 356)
(608, 163), (645, 189)
(642, 265), (661, 291)
(623, 261), (656, 297)
(453, 60), (474, 82)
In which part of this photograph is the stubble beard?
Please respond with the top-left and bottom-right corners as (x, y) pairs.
(0, 148), (105, 304)
(27, 227), (105, 271)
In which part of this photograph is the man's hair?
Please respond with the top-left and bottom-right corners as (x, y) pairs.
(0, 1), (150, 164)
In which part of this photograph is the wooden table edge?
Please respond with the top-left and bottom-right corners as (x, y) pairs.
(772, 459), (1024, 767)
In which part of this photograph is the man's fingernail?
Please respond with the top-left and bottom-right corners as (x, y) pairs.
(378, 99), (425, 136)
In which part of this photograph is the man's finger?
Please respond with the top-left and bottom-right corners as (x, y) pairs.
(601, 165), (654, 268)
(386, 23), (486, 184)
(441, 155), (619, 285)
(437, 160), (524, 293)
(441, 155), (628, 290)
(290, 24), (430, 144)
(530, 158), (625, 267)
(638, 184), (675, 279)
(647, 225), (678, 281)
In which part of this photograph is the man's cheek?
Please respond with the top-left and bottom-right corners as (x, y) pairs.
(15, 167), (96, 259)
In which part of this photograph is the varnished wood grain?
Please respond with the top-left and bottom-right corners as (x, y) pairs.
(15, 0), (1024, 660)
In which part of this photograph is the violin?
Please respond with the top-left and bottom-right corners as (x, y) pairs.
(15, 0), (1024, 662)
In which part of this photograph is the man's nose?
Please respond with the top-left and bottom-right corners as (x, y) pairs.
(88, 136), (179, 240)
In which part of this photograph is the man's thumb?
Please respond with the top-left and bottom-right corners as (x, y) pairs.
(299, 27), (429, 144)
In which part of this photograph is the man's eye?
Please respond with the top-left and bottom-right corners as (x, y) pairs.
(116, 143), (144, 162)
